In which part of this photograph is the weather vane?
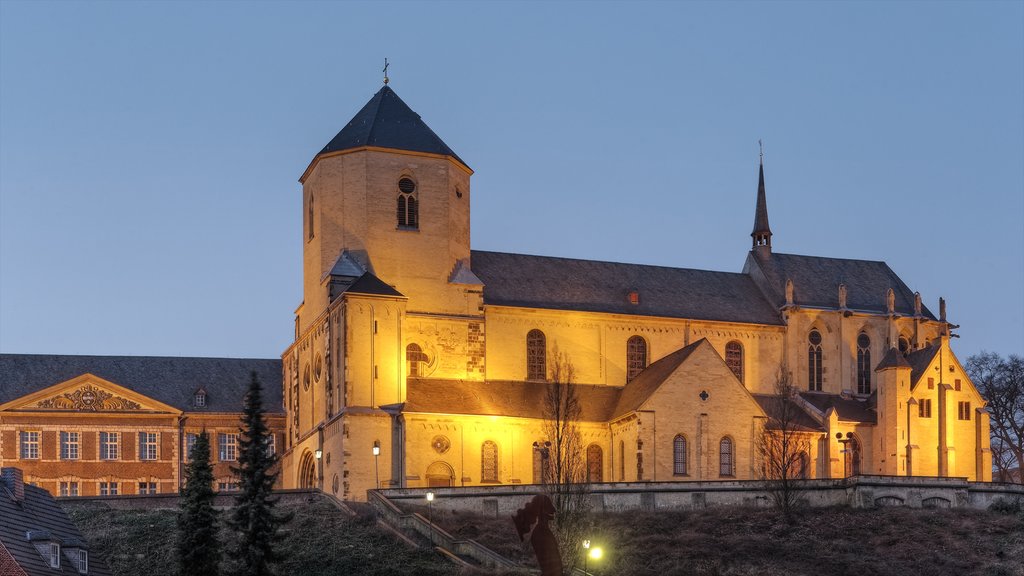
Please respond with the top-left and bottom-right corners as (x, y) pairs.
(383, 58), (390, 85)
(759, 139), (764, 162)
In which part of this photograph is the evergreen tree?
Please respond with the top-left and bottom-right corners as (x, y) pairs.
(228, 371), (289, 576)
(178, 431), (221, 576)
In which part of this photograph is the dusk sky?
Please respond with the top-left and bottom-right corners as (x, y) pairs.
(1, 1), (1021, 361)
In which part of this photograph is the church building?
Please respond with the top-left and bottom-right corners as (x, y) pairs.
(280, 83), (992, 501)
(0, 82), (992, 501)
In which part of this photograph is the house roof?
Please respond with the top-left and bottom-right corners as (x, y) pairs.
(471, 251), (783, 326)
(318, 85), (467, 168)
(346, 272), (405, 298)
(906, 344), (941, 389)
(611, 340), (703, 419)
(0, 476), (113, 576)
(875, 347), (913, 371)
(404, 378), (621, 422)
(0, 355), (283, 413)
(748, 252), (934, 318)
(752, 394), (825, 432)
(799, 392), (877, 424)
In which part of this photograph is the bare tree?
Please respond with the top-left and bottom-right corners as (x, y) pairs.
(540, 347), (590, 573)
(757, 368), (812, 521)
(967, 352), (1024, 483)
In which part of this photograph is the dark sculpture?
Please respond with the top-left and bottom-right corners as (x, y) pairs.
(512, 494), (562, 576)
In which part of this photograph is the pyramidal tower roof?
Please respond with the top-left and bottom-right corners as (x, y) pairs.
(317, 85), (467, 169)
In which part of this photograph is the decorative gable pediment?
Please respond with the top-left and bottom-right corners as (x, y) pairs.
(0, 373), (181, 415)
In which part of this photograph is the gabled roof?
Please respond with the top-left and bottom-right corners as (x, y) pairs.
(746, 252), (934, 318)
(906, 344), (941, 389)
(752, 394), (825, 432)
(799, 392), (877, 424)
(317, 85), (467, 168)
(471, 251), (783, 326)
(0, 476), (113, 576)
(612, 340), (703, 419)
(0, 355), (283, 413)
(403, 378), (620, 422)
(345, 272), (404, 297)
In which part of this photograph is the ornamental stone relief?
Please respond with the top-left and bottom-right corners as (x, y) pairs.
(36, 384), (142, 411)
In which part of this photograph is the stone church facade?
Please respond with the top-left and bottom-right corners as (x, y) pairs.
(280, 84), (992, 501)
(0, 83), (992, 500)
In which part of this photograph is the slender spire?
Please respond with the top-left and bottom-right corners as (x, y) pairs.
(751, 140), (772, 254)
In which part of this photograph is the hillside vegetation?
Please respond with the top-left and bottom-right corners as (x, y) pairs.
(67, 498), (456, 576)
(406, 499), (1024, 576)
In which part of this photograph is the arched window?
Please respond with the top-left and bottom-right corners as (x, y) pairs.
(425, 461), (454, 487)
(397, 177), (418, 229)
(481, 440), (499, 483)
(298, 451), (317, 489)
(808, 330), (823, 392)
(527, 329), (546, 381)
(626, 336), (648, 382)
(856, 333), (871, 395)
(673, 434), (688, 476)
(719, 437), (734, 477)
(619, 440), (625, 481)
(898, 336), (911, 356)
(725, 341), (744, 384)
(308, 194), (314, 240)
(586, 444), (603, 483)
(406, 343), (428, 377)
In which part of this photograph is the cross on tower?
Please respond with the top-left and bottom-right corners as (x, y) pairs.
(383, 58), (390, 85)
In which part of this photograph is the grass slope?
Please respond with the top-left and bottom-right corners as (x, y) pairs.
(67, 499), (456, 576)
(404, 501), (1024, 576)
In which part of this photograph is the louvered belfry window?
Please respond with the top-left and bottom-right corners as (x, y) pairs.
(626, 336), (648, 382)
(725, 341), (744, 384)
(527, 329), (546, 380)
(397, 177), (418, 229)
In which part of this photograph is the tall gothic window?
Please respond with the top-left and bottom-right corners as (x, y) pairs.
(725, 341), (744, 384)
(308, 194), (314, 240)
(673, 434), (688, 476)
(406, 343), (428, 377)
(719, 437), (734, 477)
(481, 440), (499, 483)
(626, 335), (648, 381)
(397, 177), (418, 229)
(898, 336), (911, 356)
(586, 444), (603, 483)
(808, 329), (823, 392)
(527, 329), (546, 381)
(619, 440), (625, 481)
(856, 333), (871, 394)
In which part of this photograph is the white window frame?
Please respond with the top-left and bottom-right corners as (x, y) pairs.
(100, 431), (120, 460)
(20, 430), (40, 460)
(77, 550), (88, 574)
(99, 481), (119, 496)
(219, 433), (239, 462)
(59, 481), (79, 497)
(138, 481), (158, 495)
(49, 542), (61, 569)
(60, 431), (80, 460)
(139, 432), (159, 460)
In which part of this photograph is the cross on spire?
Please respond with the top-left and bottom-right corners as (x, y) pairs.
(383, 58), (390, 85)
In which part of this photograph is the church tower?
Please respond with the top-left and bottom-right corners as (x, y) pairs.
(296, 84), (477, 333)
(751, 153), (772, 258)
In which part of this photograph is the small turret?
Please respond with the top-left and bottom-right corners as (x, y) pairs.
(751, 145), (772, 258)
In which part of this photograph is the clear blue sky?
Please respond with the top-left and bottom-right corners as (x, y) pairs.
(1, 1), (1021, 361)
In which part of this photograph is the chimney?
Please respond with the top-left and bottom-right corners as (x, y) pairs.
(1, 467), (25, 501)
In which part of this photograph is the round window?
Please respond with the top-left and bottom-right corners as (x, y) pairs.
(398, 177), (416, 194)
(431, 435), (451, 454)
(331, 474), (339, 494)
(313, 354), (323, 382)
(809, 330), (822, 346)
(857, 333), (870, 349)
(302, 364), (311, 391)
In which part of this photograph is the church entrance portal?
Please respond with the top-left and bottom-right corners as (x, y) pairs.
(426, 461), (454, 487)
(298, 450), (317, 489)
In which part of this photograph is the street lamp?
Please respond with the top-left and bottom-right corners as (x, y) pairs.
(583, 539), (590, 573)
(836, 432), (853, 478)
(426, 491), (435, 546)
(372, 441), (381, 489)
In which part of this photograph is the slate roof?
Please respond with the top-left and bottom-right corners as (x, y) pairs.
(612, 340), (702, 419)
(752, 394), (825, 432)
(799, 392), (877, 424)
(404, 378), (621, 422)
(0, 474), (113, 576)
(747, 252), (934, 318)
(318, 85), (467, 168)
(471, 251), (783, 326)
(0, 355), (283, 413)
(875, 347), (913, 371)
(906, 344), (941, 389)
(751, 161), (772, 238)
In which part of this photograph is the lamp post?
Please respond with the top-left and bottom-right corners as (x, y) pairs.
(426, 491), (435, 546)
(906, 398), (918, 476)
(583, 539), (590, 574)
(836, 432), (852, 478)
(314, 449), (323, 490)
(372, 441), (380, 489)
